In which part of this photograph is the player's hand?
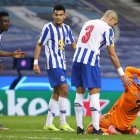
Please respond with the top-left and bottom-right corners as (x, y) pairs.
(33, 65), (40, 74)
(0, 63), (4, 71)
(12, 49), (26, 58)
(121, 75), (132, 87)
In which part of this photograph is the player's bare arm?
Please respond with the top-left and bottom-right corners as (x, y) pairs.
(71, 42), (76, 50)
(0, 49), (26, 58)
(33, 42), (42, 74)
(107, 45), (132, 87)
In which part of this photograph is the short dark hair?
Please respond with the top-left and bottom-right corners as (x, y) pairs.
(0, 11), (9, 18)
(53, 5), (65, 12)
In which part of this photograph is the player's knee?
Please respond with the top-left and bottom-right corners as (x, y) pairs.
(59, 84), (68, 97)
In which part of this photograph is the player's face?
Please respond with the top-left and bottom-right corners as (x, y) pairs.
(108, 18), (118, 27)
(0, 16), (10, 32)
(52, 10), (66, 26)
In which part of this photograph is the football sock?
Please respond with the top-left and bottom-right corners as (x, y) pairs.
(46, 98), (58, 126)
(58, 96), (67, 125)
(74, 93), (84, 129)
(90, 93), (100, 131)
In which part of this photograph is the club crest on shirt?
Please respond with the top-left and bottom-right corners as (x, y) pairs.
(61, 76), (65, 81)
(109, 36), (114, 42)
(58, 39), (65, 50)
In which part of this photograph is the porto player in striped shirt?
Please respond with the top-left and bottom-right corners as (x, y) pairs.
(71, 10), (131, 135)
(33, 5), (76, 131)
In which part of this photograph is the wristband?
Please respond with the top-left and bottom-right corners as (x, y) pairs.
(117, 67), (125, 76)
(34, 59), (38, 65)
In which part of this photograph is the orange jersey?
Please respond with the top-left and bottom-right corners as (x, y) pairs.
(100, 67), (140, 131)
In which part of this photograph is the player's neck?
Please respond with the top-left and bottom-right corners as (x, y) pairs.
(53, 21), (63, 28)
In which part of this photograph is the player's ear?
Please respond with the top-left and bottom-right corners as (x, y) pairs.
(64, 13), (68, 19)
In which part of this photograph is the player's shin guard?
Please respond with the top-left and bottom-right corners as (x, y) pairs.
(46, 98), (58, 126)
(74, 93), (84, 129)
(58, 96), (67, 125)
(90, 94), (100, 131)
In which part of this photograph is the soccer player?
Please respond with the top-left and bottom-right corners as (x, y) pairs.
(0, 11), (26, 71)
(86, 66), (140, 135)
(33, 5), (76, 131)
(0, 11), (26, 130)
(71, 10), (132, 135)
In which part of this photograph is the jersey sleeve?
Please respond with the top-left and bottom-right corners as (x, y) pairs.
(38, 25), (49, 46)
(104, 28), (114, 47)
(66, 26), (75, 45)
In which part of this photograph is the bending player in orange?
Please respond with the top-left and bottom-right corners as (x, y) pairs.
(86, 66), (140, 135)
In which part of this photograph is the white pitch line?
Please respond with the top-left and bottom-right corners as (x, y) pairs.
(0, 135), (63, 140)
(0, 135), (101, 140)
(12, 129), (45, 132)
(11, 129), (76, 133)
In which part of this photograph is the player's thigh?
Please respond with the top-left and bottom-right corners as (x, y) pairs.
(71, 62), (83, 87)
(46, 68), (67, 88)
(82, 64), (101, 88)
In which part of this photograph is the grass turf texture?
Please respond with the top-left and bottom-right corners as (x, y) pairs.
(0, 116), (140, 140)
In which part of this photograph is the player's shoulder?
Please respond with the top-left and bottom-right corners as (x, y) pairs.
(42, 22), (52, 29)
(63, 23), (71, 28)
(63, 23), (72, 31)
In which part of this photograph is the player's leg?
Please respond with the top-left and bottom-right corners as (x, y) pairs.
(44, 86), (60, 131)
(58, 84), (74, 132)
(51, 68), (74, 132)
(89, 88), (102, 134)
(75, 87), (85, 134)
(83, 64), (103, 134)
(0, 124), (9, 130)
(44, 69), (60, 131)
(71, 62), (85, 134)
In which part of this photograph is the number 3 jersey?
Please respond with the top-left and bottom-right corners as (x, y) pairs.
(73, 19), (114, 67)
(38, 22), (74, 70)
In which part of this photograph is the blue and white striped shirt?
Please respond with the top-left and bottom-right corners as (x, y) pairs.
(73, 19), (114, 67)
(38, 22), (74, 70)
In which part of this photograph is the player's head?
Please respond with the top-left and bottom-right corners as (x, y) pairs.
(52, 5), (66, 26)
(102, 10), (118, 27)
(0, 11), (10, 32)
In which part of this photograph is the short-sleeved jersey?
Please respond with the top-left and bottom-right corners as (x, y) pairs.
(38, 22), (74, 70)
(100, 67), (140, 131)
(73, 19), (114, 67)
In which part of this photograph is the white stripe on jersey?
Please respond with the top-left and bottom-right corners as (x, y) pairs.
(83, 49), (91, 64)
(77, 47), (84, 63)
(50, 24), (61, 69)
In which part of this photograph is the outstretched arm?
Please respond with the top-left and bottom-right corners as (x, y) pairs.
(0, 49), (26, 58)
(107, 45), (132, 87)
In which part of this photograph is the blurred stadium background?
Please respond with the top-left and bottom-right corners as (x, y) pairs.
(0, 0), (140, 116)
(1, 0), (140, 77)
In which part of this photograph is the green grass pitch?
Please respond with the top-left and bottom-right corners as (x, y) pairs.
(0, 116), (140, 140)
